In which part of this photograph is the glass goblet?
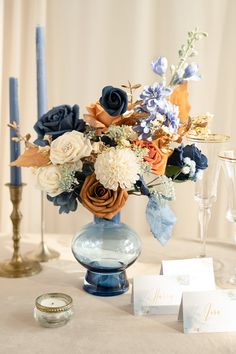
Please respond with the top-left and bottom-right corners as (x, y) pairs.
(186, 134), (230, 258)
(218, 150), (236, 286)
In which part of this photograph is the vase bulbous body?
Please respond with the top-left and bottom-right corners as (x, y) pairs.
(71, 213), (141, 296)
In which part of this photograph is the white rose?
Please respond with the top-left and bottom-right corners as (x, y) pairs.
(50, 130), (92, 165)
(36, 165), (62, 197)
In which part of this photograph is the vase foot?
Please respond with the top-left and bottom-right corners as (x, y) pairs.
(83, 270), (129, 296)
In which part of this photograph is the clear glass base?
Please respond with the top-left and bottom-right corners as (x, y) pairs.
(216, 270), (236, 289)
(84, 269), (129, 296)
(72, 213), (141, 297)
(196, 254), (223, 272)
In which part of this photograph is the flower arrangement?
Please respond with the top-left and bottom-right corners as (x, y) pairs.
(10, 28), (208, 245)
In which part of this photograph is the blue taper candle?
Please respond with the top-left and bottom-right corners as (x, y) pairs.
(36, 26), (47, 120)
(9, 77), (22, 186)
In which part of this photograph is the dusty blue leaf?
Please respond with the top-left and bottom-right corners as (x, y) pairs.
(146, 196), (176, 246)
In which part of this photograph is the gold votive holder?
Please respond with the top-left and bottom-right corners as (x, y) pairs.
(34, 293), (74, 328)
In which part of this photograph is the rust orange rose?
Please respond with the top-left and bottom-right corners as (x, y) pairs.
(170, 82), (191, 123)
(83, 102), (121, 133)
(134, 140), (169, 175)
(80, 173), (128, 219)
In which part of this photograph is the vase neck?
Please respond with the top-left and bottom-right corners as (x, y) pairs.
(94, 212), (120, 224)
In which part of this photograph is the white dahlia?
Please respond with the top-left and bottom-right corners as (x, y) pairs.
(94, 147), (140, 191)
(50, 130), (92, 165)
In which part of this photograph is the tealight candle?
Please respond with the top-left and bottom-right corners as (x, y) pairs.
(34, 293), (73, 328)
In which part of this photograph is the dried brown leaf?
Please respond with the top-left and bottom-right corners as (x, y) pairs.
(131, 84), (142, 89)
(25, 134), (31, 141)
(10, 146), (51, 167)
(128, 100), (143, 110)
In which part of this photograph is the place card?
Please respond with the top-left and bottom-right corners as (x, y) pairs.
(160, 257), (215, 291)
(179, 289), (236, 333)
(133, 274), (191, 315)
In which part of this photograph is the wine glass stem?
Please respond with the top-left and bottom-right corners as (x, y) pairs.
(198, 205), (211, 257)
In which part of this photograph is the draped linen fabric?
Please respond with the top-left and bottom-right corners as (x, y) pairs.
(0, 0), (235, 242)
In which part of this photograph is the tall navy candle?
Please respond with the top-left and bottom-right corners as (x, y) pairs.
(9, 77), (22, 186)
(36, 26), (47, 120)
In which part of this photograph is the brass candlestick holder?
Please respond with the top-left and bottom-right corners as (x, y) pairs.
(0, 184), (42, 277)
(26, 191), (60, 262)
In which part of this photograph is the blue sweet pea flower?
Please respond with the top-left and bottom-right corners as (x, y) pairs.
(183, 63), (201, 81)
(151, 57), (168, 76)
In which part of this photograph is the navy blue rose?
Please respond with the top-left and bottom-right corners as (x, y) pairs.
(34, 104), (86, 146)
(182, 144), (208, 170)
(99, 86), (128, 117)
(166, 144), (208, 181)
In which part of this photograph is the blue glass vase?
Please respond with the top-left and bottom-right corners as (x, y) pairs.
(71, 213), (141, 296)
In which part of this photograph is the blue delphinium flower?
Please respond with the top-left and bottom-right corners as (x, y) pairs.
(183, 63), (201, 81)
(171, 63), (201, 86)
(133, 101), (180, 140)
(163, 102), (180, 133)
(133, 123), (151, 141)
(133, 113), (157, 140)
(151, 57), (168, 76)
(140, 82), (172, 112)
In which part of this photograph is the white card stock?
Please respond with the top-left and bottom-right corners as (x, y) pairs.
(179, 289), (236, 333)
(133, 274), (191, 315)
(160, 257), (215, 291)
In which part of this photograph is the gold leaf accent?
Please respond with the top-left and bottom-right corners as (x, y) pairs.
(11, 137), (21, 142)
(8, 121), (18, 129)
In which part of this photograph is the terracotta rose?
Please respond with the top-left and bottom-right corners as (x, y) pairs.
(134, 140), (169, 175)
(83, 102), (121, 133)
(80, 173), (128, 219)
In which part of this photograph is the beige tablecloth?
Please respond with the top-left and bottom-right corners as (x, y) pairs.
(1, 231), (236, 354)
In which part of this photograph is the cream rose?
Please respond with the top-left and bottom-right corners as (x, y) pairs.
(50, 130), (92, 165)
(36, 165), (62, 197)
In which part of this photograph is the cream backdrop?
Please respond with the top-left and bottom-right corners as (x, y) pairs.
(0, 0), (235, 244)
